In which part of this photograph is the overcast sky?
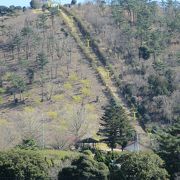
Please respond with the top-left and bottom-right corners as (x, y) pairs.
(0, 0), (87, 7)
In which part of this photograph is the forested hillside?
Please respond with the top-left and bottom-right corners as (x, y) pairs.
(73, 0), (180, 130)
(0, 0), (179, 179)
(0, 6), (108, 150)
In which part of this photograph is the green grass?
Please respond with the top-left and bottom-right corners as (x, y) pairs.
(41, 149), (80, 160)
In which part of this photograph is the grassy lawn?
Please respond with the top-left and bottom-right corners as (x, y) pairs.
(40, 149), (81, 165)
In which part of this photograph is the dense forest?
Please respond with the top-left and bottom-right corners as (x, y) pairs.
(0, 0), (179, 179)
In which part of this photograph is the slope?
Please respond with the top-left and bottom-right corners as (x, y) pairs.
(59, 7), (151, 149)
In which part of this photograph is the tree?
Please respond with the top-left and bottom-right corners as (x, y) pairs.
(0, 149), (48, 179)
(139, 46), (150, 60)
(30, 0), (42, 9)
(23, 6), (27, 12)
(21, 26), (33, 59)
(42, 3), (49, 11)
(71, 0), (77, 5)
(26, 68), (34, 84)
(98, 103), (134, 151)
(37, 14), (48, 42)
(58, 155), (109, 180)
(10, 74), (26, 103)
(165, 69), (176, 93)
(148, 75), (170, 96)
(114, 152), (169, 180)
(0, 6), (11, 16)
(15, 109), (43, 144)
(156, 120), (180, 179)
(49, 7), (59, 31)
(36, 52), (48, 70)
(36, 52), (48, 102)
(16, 138), (39, 150)
(12, 34), (22, 60)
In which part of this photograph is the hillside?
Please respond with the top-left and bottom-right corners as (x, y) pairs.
(0, 8), (108, 149)
(0, 0), (179, 150)
(0, 1), (179, 179)
(72, 2), (180, 130)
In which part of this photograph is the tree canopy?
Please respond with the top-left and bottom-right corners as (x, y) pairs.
(156, 120), (180, 179)
(98, 103), (134, 151)
(30, 0), (42, 9)
(0, 149), (48, 179)
(114, 152), (169, 180)
(58, 155), (109, 180)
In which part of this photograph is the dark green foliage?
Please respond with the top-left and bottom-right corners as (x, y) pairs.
(14, 6), (22, 10)
(143, 113), (151, 122)
(94, 150), (106, 163)
(94, 150), (120, 168)
(139, 46), (150, 60)
(98, 104), (134, 151)
(42, 3), (49, 11)
(26, 68), (34, 84)
(30, 0), (42, 9)
(156, 121), (180, 179)
(0, 6), (9, 16)
(0, 6), (15, 16)
(148, 72), (176, 96)
(165, 69), (176, 93)
(148, 75), (170, 96)
(137, 104), (146, 115)
(16, 139), (39, 150)
(23, 6), (27, 12)
(83, 150), (93, 156)
(21, 26), (33, 36)
(36, 52), (48, 70)
(49, 7), (59, 28)
(9, 5), (15, 11)
(0, 149), (48, 179)
(58, 155), (109, 180)
(122, 84), (133, 97)
(49, 7), (59, 17)
(71, 0), (77, 5)
(164, 0), (180, 33)
(10, 75), (26, 95)
(153, 60), (166, 73)
(114, 152), (169, 180)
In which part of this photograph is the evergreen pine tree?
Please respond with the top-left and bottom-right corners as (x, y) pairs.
(98, 103), (134, 151)
(157, 120), (180, 179)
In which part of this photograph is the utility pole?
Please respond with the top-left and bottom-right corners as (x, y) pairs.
(41, 112), (45, 149)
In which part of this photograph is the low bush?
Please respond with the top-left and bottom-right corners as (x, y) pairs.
(58, 155), (109, 180)
(0, 149), (48, 179)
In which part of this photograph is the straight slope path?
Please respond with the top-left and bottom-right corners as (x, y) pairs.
(60, 8), (151, 150)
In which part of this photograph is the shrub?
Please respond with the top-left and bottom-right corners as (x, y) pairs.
(0, 149), (48, 179)
(148, 75), (169, 96)
(114, 152), (169, 180)
(94, 150), (120, 168)
(139, 46), (150, 60)
(58, 155), (109, 180)
(16, 139), (39, 150)
(30, 0), (42, 9)
(71, 0), (77, 5)
(122, 84), (133, 97)
(83, 150), (93, 156)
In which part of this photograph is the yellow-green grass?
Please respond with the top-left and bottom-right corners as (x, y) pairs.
(40, 149), (81, 164)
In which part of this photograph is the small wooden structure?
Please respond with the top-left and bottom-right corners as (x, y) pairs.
(77, 138), (99, 149)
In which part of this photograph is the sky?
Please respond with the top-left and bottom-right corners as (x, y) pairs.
(0, 0), (86, 7)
